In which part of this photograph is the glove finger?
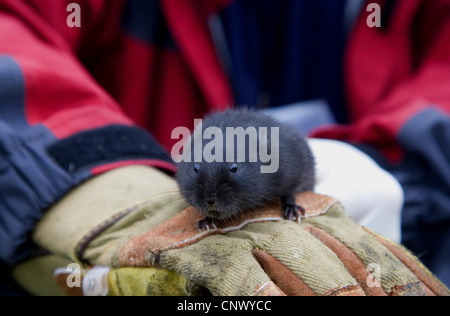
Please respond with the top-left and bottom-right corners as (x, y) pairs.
(252, 249), (370, 296)
(252, 249), (316, 296)
(365, 228), (450, 296)
(231, 220), (362, 296)
(304, 203), (425, 295)
(305, 226), (387, 296)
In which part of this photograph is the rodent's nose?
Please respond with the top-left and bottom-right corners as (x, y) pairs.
(206, 198), (216, 206)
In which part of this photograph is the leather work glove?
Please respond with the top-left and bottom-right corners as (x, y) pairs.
(16, 165), (449, 296)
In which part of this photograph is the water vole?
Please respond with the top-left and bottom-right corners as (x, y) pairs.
(176, 109), (315, 229)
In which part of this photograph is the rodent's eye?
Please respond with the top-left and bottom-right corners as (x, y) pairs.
(193, 164), (200, 174)
(229, 163), (238, 173)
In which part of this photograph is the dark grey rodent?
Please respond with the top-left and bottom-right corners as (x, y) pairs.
(176, 109), (315, 229)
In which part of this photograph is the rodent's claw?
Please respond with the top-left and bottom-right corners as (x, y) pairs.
(297, 205), (306, 216)
(282, 205), (299, 222)
(282, 203), (305, 223)
(197, 217), (217, 231)
(281, 195), (305, 223)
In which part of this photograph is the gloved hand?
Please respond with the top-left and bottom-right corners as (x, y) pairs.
(114, 192), (448, 296)
(22, 165), (448, 296)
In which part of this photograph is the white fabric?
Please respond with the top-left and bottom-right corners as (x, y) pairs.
(308, 138), (403, 243)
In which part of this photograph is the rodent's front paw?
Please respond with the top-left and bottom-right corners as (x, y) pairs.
(282, 203), (305, 223)
(197, 216), (218, 231)
(281, 195), (305, 223)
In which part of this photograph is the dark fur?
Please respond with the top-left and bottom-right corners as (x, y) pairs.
(176, 109), (315, 226)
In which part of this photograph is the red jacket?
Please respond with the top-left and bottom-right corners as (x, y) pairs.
(2, 0), (449, 154)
